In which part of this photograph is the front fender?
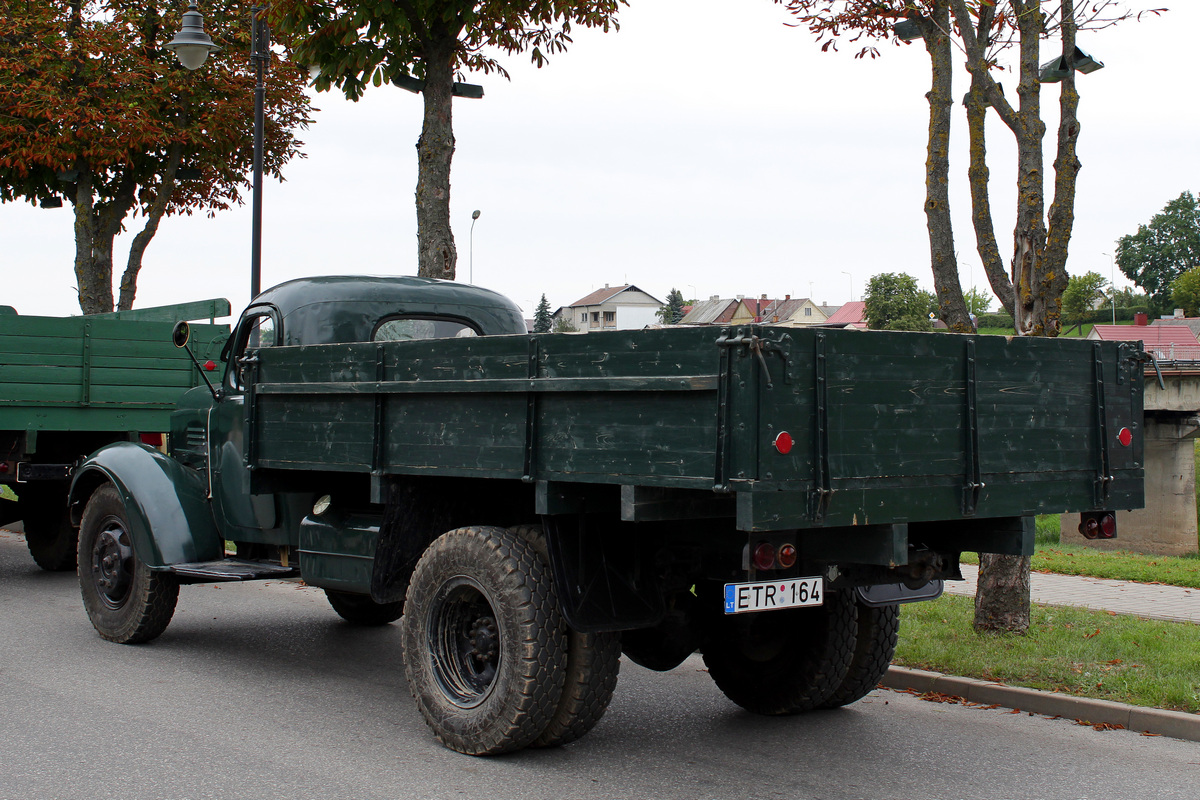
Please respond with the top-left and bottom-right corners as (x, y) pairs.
(69, 442), (222, 568)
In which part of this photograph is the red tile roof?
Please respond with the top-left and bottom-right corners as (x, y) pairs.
(823, 301), (867, 327)
(1090, 324), (1199, 346)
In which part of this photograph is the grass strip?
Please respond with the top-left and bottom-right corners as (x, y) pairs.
(960, 542), (1200, 589)
(894, 593), (1200, 713)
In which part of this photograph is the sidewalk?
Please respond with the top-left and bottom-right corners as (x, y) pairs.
(944, 562), (1200, 624)
(884, 563), (1200, 743)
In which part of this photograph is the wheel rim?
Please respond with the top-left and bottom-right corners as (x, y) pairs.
(427, 577), (501, 708)
(90, 516), (134, 610)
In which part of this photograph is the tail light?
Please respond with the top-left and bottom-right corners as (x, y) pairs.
(752, 542), (776, 571)
(1079, 512), (1117, 540)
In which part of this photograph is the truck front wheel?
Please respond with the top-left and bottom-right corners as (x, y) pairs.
(702, 588), (857, 715)
(78, 485), (179, 644)
(401, 526), (566, 755)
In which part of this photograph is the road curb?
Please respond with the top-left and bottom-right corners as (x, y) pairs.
(883, 666), (1200, 743)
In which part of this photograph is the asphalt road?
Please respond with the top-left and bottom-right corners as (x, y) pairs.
(2, 529), (1197, 800)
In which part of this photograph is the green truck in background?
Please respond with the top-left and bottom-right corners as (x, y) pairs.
(66, 276), (1144, 756)
(0, 300), (229, 569)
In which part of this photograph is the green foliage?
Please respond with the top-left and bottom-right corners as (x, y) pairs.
(1171, 267), (1200, 318)
(0, 1), (313, 312)
(533, 294), (553, 333)
(962, 286), (994, 316)
(977, 311), (1015, 330)
(895, 594), (1200, 713)
(551, 316), (577, 333)
(1062, 271), (1109, 325)
(1116, 191), (1200, 311)
(864, 273), (935, 331)
(656, 288), (685, 325)
(271, 0), (627, 101)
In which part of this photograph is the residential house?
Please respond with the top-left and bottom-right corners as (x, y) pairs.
(1089, 322), (1200, 361)
(760, 296), (828, 326)
(554, 284), (662, 332)
(820, 301), (868, 329)
(679, 296), (741, 325)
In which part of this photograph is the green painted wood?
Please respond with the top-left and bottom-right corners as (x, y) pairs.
(250, 325), (1144, 531)
(0, 310), (229, 433)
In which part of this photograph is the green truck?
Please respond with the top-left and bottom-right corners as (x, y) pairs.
(66, 276), (1144, 755)
(0, 300), (229, 569)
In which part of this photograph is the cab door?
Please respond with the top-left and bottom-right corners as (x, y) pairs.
(211, 305), (280, 537)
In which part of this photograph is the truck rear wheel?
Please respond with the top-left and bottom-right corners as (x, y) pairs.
(702, 588), (857, 715)
(401, 526), (566, 755)
(78, 484), (179, 644)
(22, 486), (78, 571)
(820, 602), (899, 709)
(324, 590), (404, 626)
(509, 525), (621, 748)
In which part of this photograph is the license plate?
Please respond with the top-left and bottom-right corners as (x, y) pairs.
(723, 577), (823, 614)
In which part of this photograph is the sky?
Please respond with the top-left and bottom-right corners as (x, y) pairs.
(2, 1), (1197, 321)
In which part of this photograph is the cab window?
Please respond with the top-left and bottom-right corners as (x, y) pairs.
(374, 317), (478, 342)
(226, 310), (279, 392)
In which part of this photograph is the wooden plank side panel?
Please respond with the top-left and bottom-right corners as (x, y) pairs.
(535, 392), (717, 481)
(256, 396), (375, 469)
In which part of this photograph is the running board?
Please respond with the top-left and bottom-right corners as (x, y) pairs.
(168, 559), (299, 583)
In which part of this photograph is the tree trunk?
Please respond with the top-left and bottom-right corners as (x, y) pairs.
(964, 75), (1015, 317)
(415, 35), (458, 281)
(72, 168), (110, 315)
(921, 0), (972, 332)
(973, 553), (1031, 633)
(950, 0), (1018, 318)
(1009, 0), (1049, 338)
(119, 146), (182, 311)
(1043, 1), (1082, 295)
(73, 168), (138, 315)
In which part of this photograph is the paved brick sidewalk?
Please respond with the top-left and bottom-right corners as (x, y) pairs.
(945, 563), (1200, 624)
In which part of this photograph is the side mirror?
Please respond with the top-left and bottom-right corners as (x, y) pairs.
(172, 320), (191, 348)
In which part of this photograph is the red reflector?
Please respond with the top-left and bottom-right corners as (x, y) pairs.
(1100, 514), (1117, 538)
(1118, 427), (1133, 447)
(752, 542), (776, 571)
(0, 462), (8, 474)
(774, 431), (793, 454)
(204, 360), (217, 371)
(1080, 518), (1100, 539)
(140, 433), (164, 447)
(777, 543), (797, 569)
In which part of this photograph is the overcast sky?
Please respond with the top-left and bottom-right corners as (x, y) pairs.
(2, 1), (1197, 320)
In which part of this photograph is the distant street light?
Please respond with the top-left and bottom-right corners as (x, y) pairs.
(1103, 251), (1116, 324)
(166, 2), (268, 300)
(470, 210), (481, 284)
(842, 271), (854, 302)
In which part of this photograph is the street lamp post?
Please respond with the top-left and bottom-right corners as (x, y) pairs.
(1103, 252), (1116, 324)
(167, 2), (268, 300)
(842, 271), (853, 302)
(469, 210), (480, 284)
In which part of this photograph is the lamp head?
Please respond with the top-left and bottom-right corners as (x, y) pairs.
(165, 2), (222, 70)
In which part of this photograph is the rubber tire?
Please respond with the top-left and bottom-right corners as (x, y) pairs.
(702, 587), (857, 715)
(324, 590), (404, 626)
(401, 526), (566, 755)
(22, 489), (78, 571)
(77, 484), (179, 644)
(820, 602), (899, 709)
(509, 525), (621, 748)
